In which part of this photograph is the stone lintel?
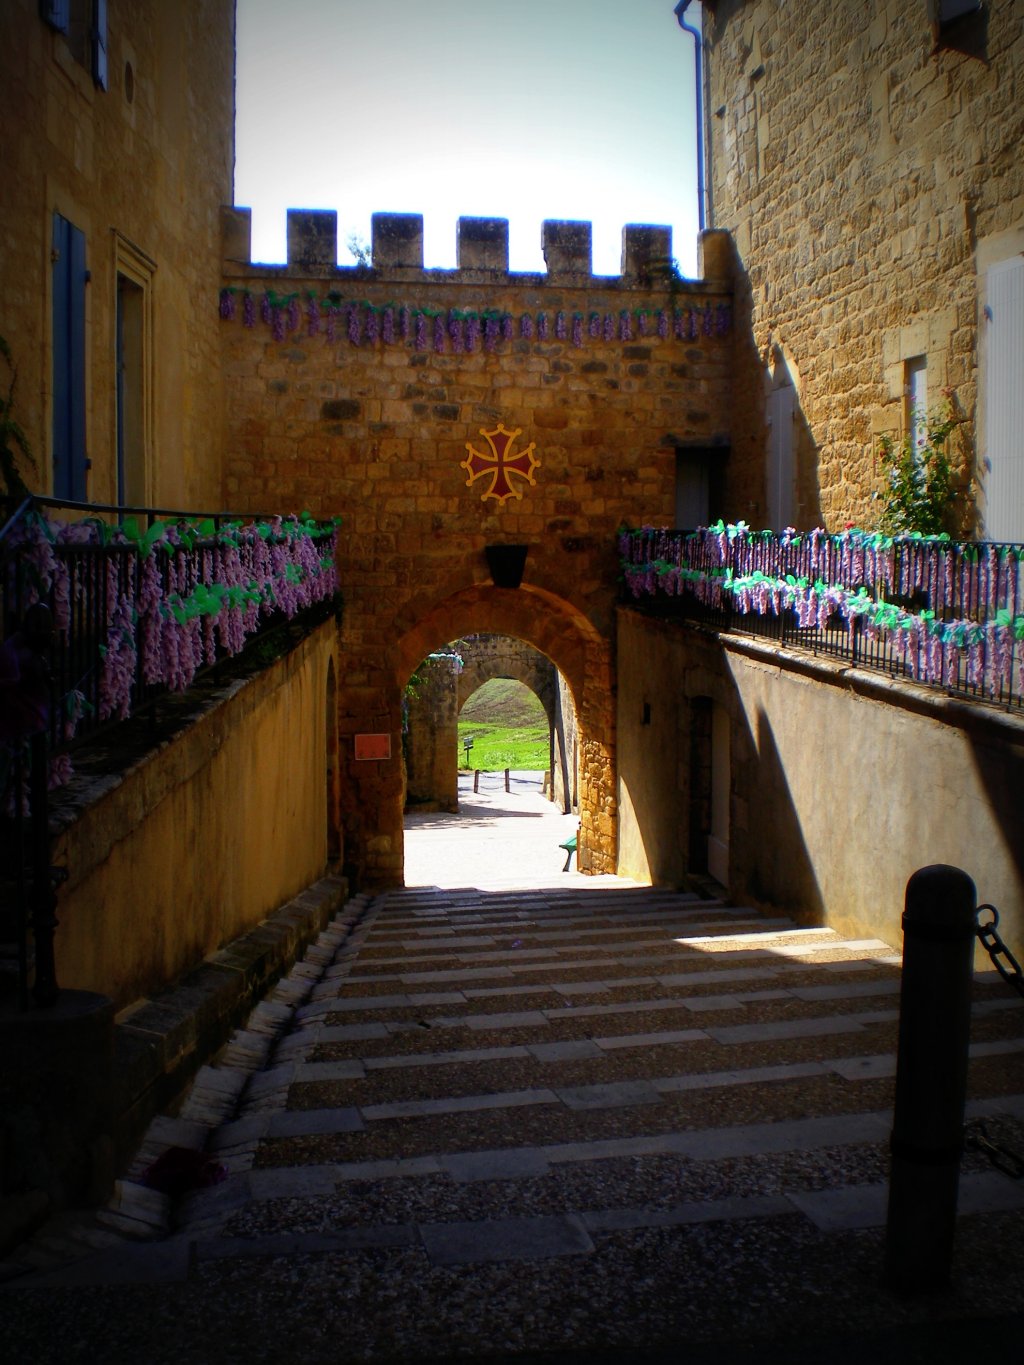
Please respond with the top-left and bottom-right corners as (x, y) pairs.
(542, 220), (592, 277)
(457, 217), (510, 271)
(372, 213), (424, 269)
(621, 224), (673, 283)
(221, 206), (252, 264)
(286, 210), (338, 270)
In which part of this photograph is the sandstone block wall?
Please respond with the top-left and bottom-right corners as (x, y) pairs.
(703, 0), (1024, 532)
(219, 214), (736, 882)
(0, 0), (235, 509)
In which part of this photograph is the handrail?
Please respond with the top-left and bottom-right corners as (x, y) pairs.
(1, 497), (341, 1010)
(620, 524), (1024, 713)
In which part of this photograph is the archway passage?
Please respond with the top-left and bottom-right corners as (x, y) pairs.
(338, 582), (616, 887)
(403, 634), (578, 818)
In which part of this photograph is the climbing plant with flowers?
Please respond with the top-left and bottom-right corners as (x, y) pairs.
(620, 522), (1024, 708)
(219, 288), (732, 351)
(3, 507), (339, 779)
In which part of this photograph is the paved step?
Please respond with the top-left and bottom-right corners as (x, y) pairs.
(4, 882), (1023, 1363)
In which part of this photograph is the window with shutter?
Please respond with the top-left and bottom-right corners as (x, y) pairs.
(40, 0), (70, 31)
(52, 214), (88, 502)
(42, 0), (107, 89)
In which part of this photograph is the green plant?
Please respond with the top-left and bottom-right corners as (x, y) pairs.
(874, 399), (957, 535)
(0, 334), (33, 501)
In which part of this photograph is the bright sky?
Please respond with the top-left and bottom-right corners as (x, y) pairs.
(234, 0), (701, 277)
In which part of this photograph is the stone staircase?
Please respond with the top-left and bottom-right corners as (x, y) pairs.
(3, 883), (1023, 1362)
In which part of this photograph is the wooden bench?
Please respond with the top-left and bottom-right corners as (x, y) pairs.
(558, 832), (577, 872)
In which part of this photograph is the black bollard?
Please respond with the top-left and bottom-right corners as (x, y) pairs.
(884, 864), (976, 1293)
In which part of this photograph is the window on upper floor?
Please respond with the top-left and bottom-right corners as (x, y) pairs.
(905, 356), (929, 459)
(928, 0), (987, 57)
(40, 0), (108, 90)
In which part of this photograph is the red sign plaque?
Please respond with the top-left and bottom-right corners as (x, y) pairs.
(354, 733), (391, 761)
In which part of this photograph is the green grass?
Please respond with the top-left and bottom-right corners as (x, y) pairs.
(458, 679), (549, 770)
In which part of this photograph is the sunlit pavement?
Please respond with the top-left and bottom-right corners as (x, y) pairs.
(403, 770), (638, 891)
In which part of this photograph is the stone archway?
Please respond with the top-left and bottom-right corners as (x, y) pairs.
(337, 581), (615, 887)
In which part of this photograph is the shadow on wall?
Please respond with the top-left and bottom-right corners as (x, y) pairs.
(720, 227), (823, 531)
(746, 706), (825, 923)
(765, 345), (823, 531)
(967, 728), (1024, 911)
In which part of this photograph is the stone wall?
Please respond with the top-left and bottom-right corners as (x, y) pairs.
(702, 0), (1024, 533)
(52, 621), (340, 1007)
(219, 214), (737, 882)
(617, 607), (1024, 963)
(404, 653), (460, 812)
(0, 0), (235, 508)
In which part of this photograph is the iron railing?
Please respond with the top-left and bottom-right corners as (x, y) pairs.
(1, 495), (340, 757)
(1, 495), (340, 1008)
(620, 525), (1024, 712)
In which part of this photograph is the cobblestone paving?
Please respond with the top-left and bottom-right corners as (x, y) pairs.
(3, 778), (1024, 1363)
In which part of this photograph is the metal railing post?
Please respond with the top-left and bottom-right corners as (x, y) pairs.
(884, 864), (976, 1292)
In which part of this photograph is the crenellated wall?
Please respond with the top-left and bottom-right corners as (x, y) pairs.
(219, 210), (740, 884)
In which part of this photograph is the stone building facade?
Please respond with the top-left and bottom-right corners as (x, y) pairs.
(219, 213), (737, 881)
(696, 0), (1024, 537)
(0, 0), (235, 511)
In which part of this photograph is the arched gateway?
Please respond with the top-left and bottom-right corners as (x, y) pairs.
(339, 580), (615, 885)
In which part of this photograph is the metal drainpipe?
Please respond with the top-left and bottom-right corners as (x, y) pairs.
(675, 0), (707, 233)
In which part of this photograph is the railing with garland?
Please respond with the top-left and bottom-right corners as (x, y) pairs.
(619, 523), (1024, 712)
(0, 496), (340, 1008)
(1, 496), (341, 764)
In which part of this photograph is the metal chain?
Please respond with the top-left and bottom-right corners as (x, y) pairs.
(974, 904), (1024, 999)
(964, 903), (1024, 1181)
(964, 1119), (1024, 1180)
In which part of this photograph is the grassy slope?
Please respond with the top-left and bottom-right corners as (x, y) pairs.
(457, 678), (549, 770)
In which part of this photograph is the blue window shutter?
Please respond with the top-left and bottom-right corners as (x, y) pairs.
(92, 0), (108, 90)
(52, 214), (88, 502)
(40, 0), (70, 32)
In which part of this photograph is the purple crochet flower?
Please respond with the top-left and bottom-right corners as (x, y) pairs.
(537, 312), (549, 341)
(448, 314), (464, 352)
(603, 313), (615, 341)
(521, 314), (534, 339)
(619, 311), (633, 341)
(637, 312), (648, 337)
(243, 293), (256, 328)
(306, 296), (320, 337)
(347, 304), (361, 346)
(287, 298), (301, 332)
(219, 289), (235, 320)
(501, 314), (514, 341)
(466, 315), (480, 352)
(484, 316), (499, 352)
(589, 313), (601, 339)
(657, 309), (669, 339)
(415, 312), (427, 350)
(555, 312), (566, 340)
(260, 294), (272, 324)
(325, 306), (338, 343)
(400, 306), (412, 340)
(271, 307), (286, 342)
(382, 307), (395, 344)
(433, 315), (445, 352)
(365, 308), (379, 344)
(571, 314), (583, 348)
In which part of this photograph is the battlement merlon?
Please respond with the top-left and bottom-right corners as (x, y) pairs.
(220, 206), (734, 287)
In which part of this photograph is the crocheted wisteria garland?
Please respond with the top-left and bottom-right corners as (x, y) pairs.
(8, 510), (339, 772)
(620, 522), (1024, 702)
(219, 289), (732, 350)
